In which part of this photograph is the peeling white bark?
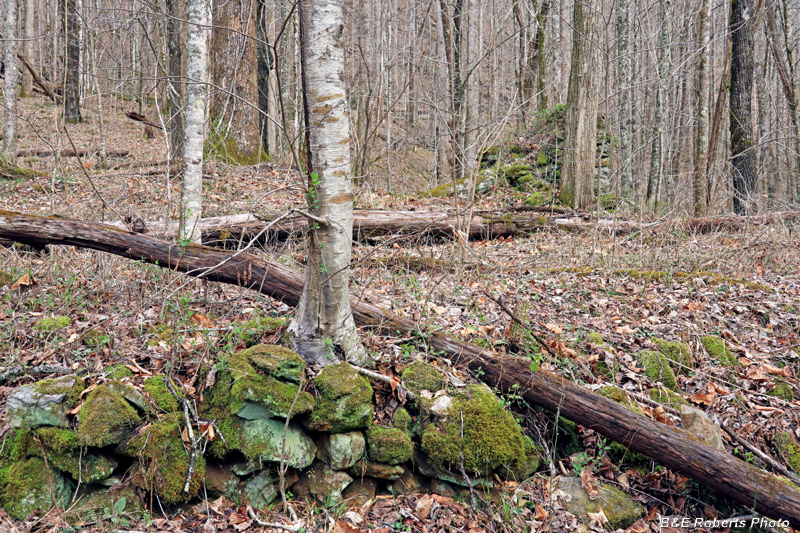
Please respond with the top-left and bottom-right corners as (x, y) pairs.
(180, 0), (210, 243)
(289, 0), (365, 366)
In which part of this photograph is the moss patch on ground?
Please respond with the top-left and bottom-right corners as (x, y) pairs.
(654, 339), (693, 372)
(636, 350), (678, 389)
(421, 385), (528, 477)
(33, 315), (70, 332)
(648, 387), (688, 408)
(775, 431), (800, 473)
(701, 336), (738, 367)
(238, 316), (287, 347)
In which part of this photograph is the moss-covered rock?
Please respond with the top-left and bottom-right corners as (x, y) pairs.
(557, 475), (643, 529)
(65, 486), (144, 524)
(33, 315), (70, 332)
(392, 407), (413, 433)
(654, 339), (693, 372)
(402, 360), (444, 395)
(775, 431), (800, 473)
(524, 192), (547, 206)
(701, 336), (738, 367)
(124, 413), (205, 503)
(305, 363), (373, 433)
(7, 375), (83, 429)
(0, 456), (74, 519)
(768, 381), (795, 401)
(33, 427), (118, 483)
(636, 350), (678, 389)
(244, 470), (277, 509)
(366, 425), (413, 465)
(143, 377), (180, 412)
(238, 316), (287, 347)
(242, 344), (305, 383)
(648, 387), (688, 409)
(240, 418), (316, 469)
(316, 431), (365, 470)
(420, 385), (528, 477)
(105, 364), (133, 380)
(501, 163), (534, 186)
(78, 384), (141, 447)
(348, 459), (404, 480)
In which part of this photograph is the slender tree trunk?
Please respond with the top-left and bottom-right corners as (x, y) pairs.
(3, 0), (19, 162)
(64, 0), (82, 123)
(21, 0), (34, 96)
(559, 0), (602, 209)
(256, 0), (273, 154)
(180, 0), (210, 243)
(439, 0), (465, 182)
(534, 0), (550, 111)
(646, 0), (673, 204)
(693, 0), (711, 215)
(289, 0), (365, 366)
(729, 0), (757, 214)
(167, 0), (185, 161)
(616, 0), (632, 195)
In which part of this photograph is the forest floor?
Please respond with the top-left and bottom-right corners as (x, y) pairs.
(1, 96), (799, 532)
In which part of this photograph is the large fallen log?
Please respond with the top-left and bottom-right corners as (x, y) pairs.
(16, 148), (130, 158)
(107, 209), (654, 244)
(686, 210), (800, 233)
(0, 210), (798, 526)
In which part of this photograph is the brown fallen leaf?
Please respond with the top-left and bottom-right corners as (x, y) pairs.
(580, 469), (600, 499)
(10, 273), (35, 290)
(534, 503), (548, 521)
(192, 313), (215, 328)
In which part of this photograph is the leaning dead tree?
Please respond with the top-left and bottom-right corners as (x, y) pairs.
(0, 210), (798, 527)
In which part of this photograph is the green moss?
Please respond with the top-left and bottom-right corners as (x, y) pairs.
(33, 315), (70, 332)
(654, 339), (693, 372)
(536, 151), (548, 166)
(524, 192), (546, 206)
(587, 332), (604, 345)
(636, 350), (677, 389)
(597, 386), (642, 413)
(205, 135), (270, 166)
(306, 363), (374, 432)
(124, 413), (205, 503)
(81, 329), (111, 348)
(366, 425), (413, 465)
(768, 381), (795, 401)
(238, 317), (287, 347)
(35, 375), (84, 407)
(421, 385), (527, 477)
(34, 427), (79, 451)
(77, 385), (141, 447)
(0, 271), (15, 287)
(392, 408), (413, 433)
(504, 436), (543, 480)
(0, 158), (47, 180)
(106, 364), (133, 380)
(225, 346), (314, 418)
(701, 336), (738, 367)
(0, 457), (73, 519)
(207, 417), (243, 459)
(143, 377), (180, 412)
(648, 387), (688, 408)
(419, 177), (472, 198)
(599, 193), (619, 210)
(556, 417), (584, 455)
(402, 360), (444, 395)
(775, 431), (800, 473)
(146, 324), (175, 346)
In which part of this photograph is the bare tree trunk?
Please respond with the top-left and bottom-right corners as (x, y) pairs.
(64, 0), (82, 123)
(167, 0), (185, 161)
(559, 0), (601, 209)
(646, 0), (672, 204)
(439, 0), (465, 182)
(289, 0), (365, 366)
(180, 0), (210, 243)
(3, 0), (19, 162)
(616, 0), (632, 195)
(256, 0), (273, 154)
(693, 0), (711, 215)
(729, 0), (757, 214)
(21, 0), (34, 96)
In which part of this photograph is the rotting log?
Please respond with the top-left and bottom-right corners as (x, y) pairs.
(685, 210), (800, 233)
(106, 210), (654, 245)
(16, 148), (130, 158)
(125, 111), (166, 131)
(0, 210), (799, 527)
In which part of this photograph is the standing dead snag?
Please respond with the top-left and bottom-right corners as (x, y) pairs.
(1, 211), (799, 526)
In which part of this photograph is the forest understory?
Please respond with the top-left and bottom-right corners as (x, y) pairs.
(1, 97), (800, 532)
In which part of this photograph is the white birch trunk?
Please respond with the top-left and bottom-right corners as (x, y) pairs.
(3, 0), (19, 162)
(289, 0), (365, 366)
(180, 0), (210, 243)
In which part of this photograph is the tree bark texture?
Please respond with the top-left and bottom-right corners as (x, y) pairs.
(209, 0), (261, 160)
(1, 209), (799, 528)
(646, 0), (672, 204)
(2, 0), (19, 162)
(729, 0), (757, 214)
(64, 0), (82, 123)
(180, 0), (210, 243)
(693, 0), (711, 216)
(559, 0), (601, 209)
(291, 0), (364, 366)
(616, 0), (632, 195)
(21, 0), (33, 96)
(167, 0), (186, 161)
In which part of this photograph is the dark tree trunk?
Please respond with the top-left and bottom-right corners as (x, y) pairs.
(64, 0), (82, 123)
(256, 0), (273, 154)
(729, 0), (757, 214)
(1, 210), (799, 528)
(167, 0), (185, 161)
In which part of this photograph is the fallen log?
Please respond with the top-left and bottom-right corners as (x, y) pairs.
(125, 111), (165, 131)
(107, 209), (655, 244)
(16, 52), (60, 103)
(16, 148), (130, 158)
(686, 210), (800, 233)
(1, 210), (798, 526)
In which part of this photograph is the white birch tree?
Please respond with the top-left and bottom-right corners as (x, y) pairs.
(179, 0), (210, 243)
(288, 0), (365, 366)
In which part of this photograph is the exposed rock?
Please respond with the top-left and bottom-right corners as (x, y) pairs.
(7, 385), (70, 429)
(0, 456), (74, 519)
(240, 418), (316, 469)
(680, 406), (724, 451)
(244, 470), (278, 509)
(204, 463), (240, 496)
(292, 463), (352, 507)
(78, 384), (141, 447)
(349, 459), (404, 480)
(413, 449), (492, 488)
(429, 395), (452, 417)
(343, 477), (377, 507)
(557, 476), (644, 530)
(305, 363), (373, 433)
(316, 431), (365, 470)
(390, 468), (426, 495)
(65, 486), (143, 524)
(366, 425), (413, 465)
